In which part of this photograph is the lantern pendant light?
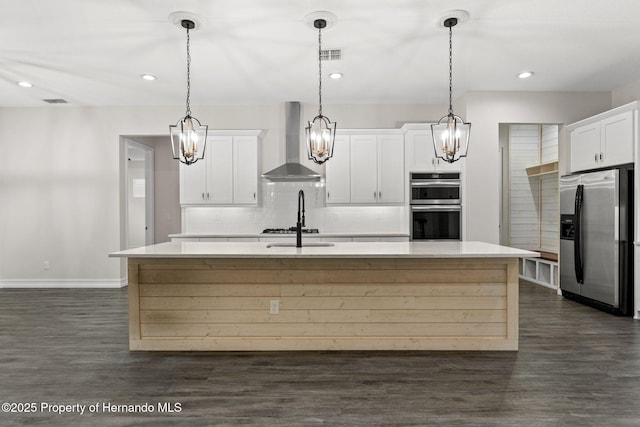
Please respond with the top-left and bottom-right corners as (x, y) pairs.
(305, 17), (337, 165)
(170, 18), (208, 166)
(431, 15), (470, 164)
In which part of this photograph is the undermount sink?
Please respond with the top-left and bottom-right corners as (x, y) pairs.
(266, 242), (335, 248)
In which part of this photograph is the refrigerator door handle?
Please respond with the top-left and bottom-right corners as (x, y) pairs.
(574, 184), (584, 284)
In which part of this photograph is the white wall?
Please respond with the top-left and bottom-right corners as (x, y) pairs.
(0, 95), (614, 286)
(0, 103), (445, 287)
(463, 91), (611, 244)
(0, 105), (278, 286)
(612, 79), (640, 107)
(612, 77), (640, 319)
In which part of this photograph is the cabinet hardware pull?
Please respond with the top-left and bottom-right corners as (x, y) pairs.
(253, 192), (256, 199)
(327, 192), (330, 199)
(202, 192), (205, 200)
(600, 152), (603, 161)
(207, 192), (210, 200)
(594, 153), (598, 162)
(379, 191), (382, 198)
(374, 192), (377, 199)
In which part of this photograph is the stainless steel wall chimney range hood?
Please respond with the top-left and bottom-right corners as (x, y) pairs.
(261, 102), (321, 181)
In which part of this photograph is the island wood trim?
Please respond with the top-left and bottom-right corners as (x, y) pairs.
(127, 257), (520, 351)
(127, 263), (141, 343)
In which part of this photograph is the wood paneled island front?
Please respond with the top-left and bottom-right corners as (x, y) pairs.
(110, 241), (537, 351)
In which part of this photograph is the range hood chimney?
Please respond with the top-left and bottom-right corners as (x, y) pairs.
(261, 102), (321, 181)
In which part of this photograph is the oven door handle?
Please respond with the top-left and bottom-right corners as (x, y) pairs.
(411, 205), (462, 212)
(410, 181), (460, 187)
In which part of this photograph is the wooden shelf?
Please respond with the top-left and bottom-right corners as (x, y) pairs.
(537, 250), (558, 262)
(526, 161), (558, 177)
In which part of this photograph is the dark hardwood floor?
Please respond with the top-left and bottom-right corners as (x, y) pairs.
(1, 281), (639, 426)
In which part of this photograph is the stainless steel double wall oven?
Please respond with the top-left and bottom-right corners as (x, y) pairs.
(410, 172), (462, 240)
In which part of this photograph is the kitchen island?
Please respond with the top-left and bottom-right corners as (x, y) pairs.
(110, 241), (537, 351)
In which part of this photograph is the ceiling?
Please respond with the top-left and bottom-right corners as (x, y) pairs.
(3, 0), (640, 108)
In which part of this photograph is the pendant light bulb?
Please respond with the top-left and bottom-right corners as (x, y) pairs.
(431, 13), (471, 164)
(170, 16), (208, 166)
(305, 15), (337, 165)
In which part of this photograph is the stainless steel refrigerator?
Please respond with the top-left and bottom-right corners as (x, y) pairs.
(560, 167), (633, 315)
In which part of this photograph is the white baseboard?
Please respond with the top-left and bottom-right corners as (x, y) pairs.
(0, 278), (127, 289)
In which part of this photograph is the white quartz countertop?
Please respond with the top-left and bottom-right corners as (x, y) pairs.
(168, 232), (410, 238)
(110, 241), (539, 259)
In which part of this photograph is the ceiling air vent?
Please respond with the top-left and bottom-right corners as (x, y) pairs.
(43, 98), (68, 104)
(320, 49), (341, 61)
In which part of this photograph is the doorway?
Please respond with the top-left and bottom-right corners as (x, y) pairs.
(125, 140), (154, 248)
(499, 123), (560, 253)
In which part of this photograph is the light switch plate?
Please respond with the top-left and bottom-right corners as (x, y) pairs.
(269, 299), (279, 314)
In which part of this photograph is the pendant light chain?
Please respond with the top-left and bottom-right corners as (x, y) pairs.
(170, 16), (207, 166)
(318, 25), (323, 116)
(305, 13), (336, 165)
(448, 24), (453, 115)
(430, 13), (471, 164)
(185, 26), (192, 117)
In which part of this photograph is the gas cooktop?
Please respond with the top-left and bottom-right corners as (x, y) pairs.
(262, 228), (319, 234)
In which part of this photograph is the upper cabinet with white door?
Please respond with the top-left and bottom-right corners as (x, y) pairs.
(568, 102), (637, 173)
(326, 130), (404, 205)
(179, 130), (263, 205)
(325, 134), (352, 204)
(402, 123), (463, 172)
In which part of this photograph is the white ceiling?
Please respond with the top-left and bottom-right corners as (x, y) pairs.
(3, 0), (640, 108)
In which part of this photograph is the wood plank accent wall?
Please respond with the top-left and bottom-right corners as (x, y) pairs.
(540, 125), (560, 253)
(127, 257), (519, 351)
(509, 125), (541, 250)
(508, 124), (559, 255)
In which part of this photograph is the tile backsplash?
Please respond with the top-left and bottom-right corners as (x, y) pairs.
(182, 179), (409, 234)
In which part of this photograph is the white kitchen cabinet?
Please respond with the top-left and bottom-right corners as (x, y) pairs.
(569, 107), (634, 172)
(179, 131), (262, 205)
(325, 135), (351, 204)
(233, 136), (259, 204)
(326, 130), (404, 205)
(350, 134), (380, 203)
(377, 135), (405, 203)
(179, 136), (233, 204)
(179, 156), (208, 205)
(601, 111), (634, 166)
(402, 124), (462, 172)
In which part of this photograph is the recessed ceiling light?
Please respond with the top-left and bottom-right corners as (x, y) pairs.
(17, 81), (33, 88)
(329, 72), (343, 79)
(517, 71), (534, 79)
(140, 74), (157, 81)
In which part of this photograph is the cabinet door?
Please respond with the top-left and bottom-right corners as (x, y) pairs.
(233, 136), (258, 204)
(350, 134), (378, 203)
(600, 110), (633, 168)
(435, 156), (464, 171)
(405, 130), (435, 171)
(207, 136), (233, 204)
(570, 123), (600, 172)
(377, 134), (404, 203)
(326, 134), (351, 204)
(179, 158), (207, 204)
